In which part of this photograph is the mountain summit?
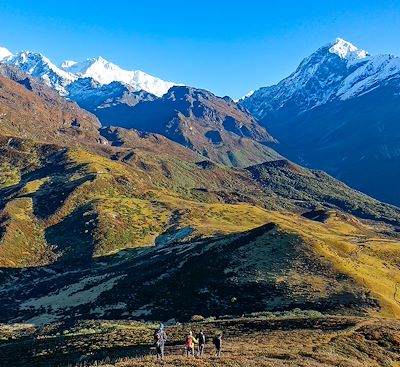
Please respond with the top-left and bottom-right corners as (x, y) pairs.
(328, 38), (368, 60)
(240, 38), (400, 118)
(240, 38), (375, 119)
(59, 56), (175, 96)
(0, 46), (12, 60)
(0, 50), (75, 94)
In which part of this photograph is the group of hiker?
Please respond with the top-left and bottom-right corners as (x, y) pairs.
(153, 323), (222, 360)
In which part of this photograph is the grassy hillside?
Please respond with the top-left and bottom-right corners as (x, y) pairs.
(0, 132), (400, 322)
(0, 136), (273, 265)
(1, 133), (399, 266)
(1, 203), (400, 324)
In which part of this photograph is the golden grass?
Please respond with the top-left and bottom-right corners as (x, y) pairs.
(93, 197), (171, 256)
(0, 161), (20, 189)
(21, 178), (48, 195)
(251, 210), (400, 319)
(66, 148), (143, 185)
(153, 192), (273, 236)
(0, 198), (54, 267)
(103, 318), (397, 367)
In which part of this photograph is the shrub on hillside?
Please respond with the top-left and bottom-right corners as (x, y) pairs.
(190, 315), (204, 322)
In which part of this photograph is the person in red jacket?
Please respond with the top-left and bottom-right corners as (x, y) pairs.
(186, 331), (198, 357)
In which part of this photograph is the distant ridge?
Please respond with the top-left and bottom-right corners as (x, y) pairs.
(0, 47), (177, 96)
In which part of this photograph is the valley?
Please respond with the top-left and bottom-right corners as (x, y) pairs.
(0, 34), (399, 367)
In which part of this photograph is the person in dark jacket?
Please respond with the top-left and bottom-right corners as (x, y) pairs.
(212, 333), (222, 357)
(153, 323), (167, 360)
(196, 330), (206, 356)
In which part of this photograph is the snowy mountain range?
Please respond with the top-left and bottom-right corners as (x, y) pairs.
(0, 47), (176, 97)
(240, 38), (400, 120)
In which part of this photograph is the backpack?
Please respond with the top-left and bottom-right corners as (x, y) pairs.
(154, 331), (161, 347)
(186, 336), (193, 348)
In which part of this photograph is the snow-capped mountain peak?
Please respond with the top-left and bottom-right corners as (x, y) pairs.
(0, 47), (12, 61)
(61, 56), (126, 82)
(328, 38), (368, 61)
(60, 57), (101, 75)
(1, 50), (75, 94)
(7, 50), (60, 72)
(59, 55), (175, 97)
(240, 38), (400, 120)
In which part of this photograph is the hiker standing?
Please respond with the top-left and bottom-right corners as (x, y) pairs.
(186, 331), (198, 357)
(196, 330), (206, 356)
(153, 323), (167, 360)
(212, 333), (222, 357)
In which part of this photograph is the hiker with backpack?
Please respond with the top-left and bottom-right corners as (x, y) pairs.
(153, 323), (168, 360)
(196, 330), (206, 356)
(212, 333), (222, 357)
(186, 331), (198, 357)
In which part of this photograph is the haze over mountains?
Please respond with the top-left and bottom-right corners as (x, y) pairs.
(0, 39), (400, 327)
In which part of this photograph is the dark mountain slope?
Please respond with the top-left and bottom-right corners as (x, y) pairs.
(246, 159), (400, 225)
(264, 84), (400, 206)
(70, 84), (281, 167)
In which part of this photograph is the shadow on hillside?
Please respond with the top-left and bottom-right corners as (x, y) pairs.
(31, 172), (95, 219)
(0, 149), (95, 220)
(44, 202), (98, 264)
(0, 222), (378, 326)
(0, 164), (58, 210)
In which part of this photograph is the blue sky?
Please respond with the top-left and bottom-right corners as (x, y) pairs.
(1, 0), (400, 99)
